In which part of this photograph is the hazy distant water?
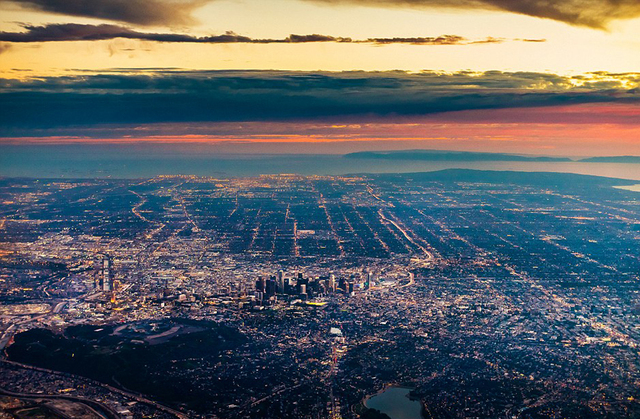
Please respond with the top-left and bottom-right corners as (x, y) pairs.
(2, 145), (640, 180)
(614, 184), (640, 192)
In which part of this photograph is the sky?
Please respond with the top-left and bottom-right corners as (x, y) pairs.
(1, 0), (640, 156)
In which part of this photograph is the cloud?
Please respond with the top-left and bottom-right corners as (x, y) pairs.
(0, 42), (11, 54)
(0, 24), (245, 43)
(1, 0), (207, 26)
(307, 0), (640, 28)
(3, 0), (638, 30)
(0, 70), (638, 137)
(0, 24), (352, 43)
(364, 35), (467, 45)
(0, 23), (541, 46)
(518, 38), (547, 43)
(285, 34), (351, 43)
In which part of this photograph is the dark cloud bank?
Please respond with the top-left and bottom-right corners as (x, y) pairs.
(1, 0), (206, 26)
(4, 0), (639, 28)
(309, 0), (640, 28)
(0, 23), (528, 45)
(0, 70), (638, 136)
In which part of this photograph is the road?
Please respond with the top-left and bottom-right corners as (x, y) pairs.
(1, 301), (188, 419)
(2, 358), (189, 419)
(378, 209), (433, 259)
(0, 382), (120, 419)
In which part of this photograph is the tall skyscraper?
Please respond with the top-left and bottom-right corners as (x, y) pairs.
(266, 277), (277, 297)
(100, 256), (112, 292)
(277, 270), (285, 294)
(328, 274), (336, 293)
(256, 276), (266, 293)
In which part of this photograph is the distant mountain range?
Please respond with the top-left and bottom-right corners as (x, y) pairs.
(579, 156), (640, 163)
(374, 169), (638, 186)
(344, 150), (640, 163)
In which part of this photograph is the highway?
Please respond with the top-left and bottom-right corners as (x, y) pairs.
(0, 380), (120, 419)
(1, 300), (188, 419)
(378, 209), (433, 260)
(1, 358), (189, 419)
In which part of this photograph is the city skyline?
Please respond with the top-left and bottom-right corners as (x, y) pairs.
(2, 171), (640, 418)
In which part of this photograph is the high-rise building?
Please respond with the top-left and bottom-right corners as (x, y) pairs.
(338, 277), (347, 293)
(319, 280), (328, 295)
(256, 276), (266, 293)
(297, 275), (308, 295)
(277, 270), (285, 294)
(266, 277), (277, 297)
(99, 256), (113, 292)
(286, 277), (295, 294)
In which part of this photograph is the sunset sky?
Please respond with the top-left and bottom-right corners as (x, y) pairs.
(1, 0), (640, 155)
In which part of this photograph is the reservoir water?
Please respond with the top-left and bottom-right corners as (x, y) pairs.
(365, 387), (423, 419)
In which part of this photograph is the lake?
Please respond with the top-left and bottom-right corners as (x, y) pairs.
(365, 386), (423, 419)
